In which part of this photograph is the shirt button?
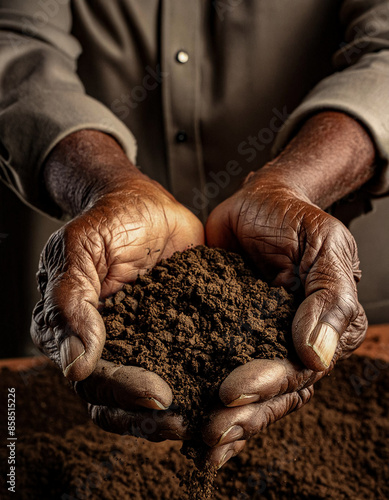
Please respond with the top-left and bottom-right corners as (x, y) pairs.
(176, 50), (189, 64)
(176, 131), (188, 143)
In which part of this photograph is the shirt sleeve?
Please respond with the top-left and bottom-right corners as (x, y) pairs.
(273, 0), (389, 196)
(0, 0), (137, 217)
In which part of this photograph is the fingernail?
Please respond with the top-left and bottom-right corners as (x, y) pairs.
(217, 449), (234, 470)
(308, 322), (339, 368)
(60, 336), (86, 377)
(134, 397), (168, 410)
(227, 394), (259, 407)
(218, 425), (244, 446)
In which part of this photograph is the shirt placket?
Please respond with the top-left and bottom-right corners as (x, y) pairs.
(161, 0), (206, 220)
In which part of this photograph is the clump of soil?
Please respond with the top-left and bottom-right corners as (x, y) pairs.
(100, 246), (297, 498)
(0, 355), (388, 499)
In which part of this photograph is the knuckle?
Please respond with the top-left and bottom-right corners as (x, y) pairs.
(30, 324), (60, 366)
(337, 304), (368, 359)
(319, 217), (358, 260)
(43, 221), (96, 279)
(295, 368), (318, 391)
(296, 386), (314, 408)
(42, 295), (66, 334)
(36, 229), (67, 303)
(332, 225), (361, 279)
(250, 399), (285, 435)
(42, 229), (66, 276)
(36, 230), (65, 296)
(342, 231), (362, 282)
(31, 299), (45, 328)
(317, 288), (359, 325)
(336, 292), (360, 323)
(30, 300), (59, 362)
(284, 388), (312, 413)
(30, 319), (45, 351)
(89, 404), (113, 432)
(36, 262), (48, 296)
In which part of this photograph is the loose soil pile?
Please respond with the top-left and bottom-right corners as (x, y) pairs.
(0, 356), (388, 499)
(100, 246), (296, 497)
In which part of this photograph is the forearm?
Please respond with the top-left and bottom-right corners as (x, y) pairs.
(257, 111), (376, 209)
(43, 130), (145, 217)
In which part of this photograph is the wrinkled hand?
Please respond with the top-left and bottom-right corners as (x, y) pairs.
(203, 171), (367, 467)
(31, 176), (204, 441)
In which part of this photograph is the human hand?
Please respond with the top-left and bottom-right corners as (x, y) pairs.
(203, 167), (367, 467)
(31, 131), (204, 441)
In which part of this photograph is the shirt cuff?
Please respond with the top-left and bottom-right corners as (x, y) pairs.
(272, 52), (389, 197)
(0, 91), (137, 220)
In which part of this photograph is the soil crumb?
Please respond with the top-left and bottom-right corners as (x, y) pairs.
(0, 356), (388, 499)
(101, 246), (296, 498)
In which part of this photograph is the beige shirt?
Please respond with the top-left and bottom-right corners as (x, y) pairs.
(0, 0), (389, 222)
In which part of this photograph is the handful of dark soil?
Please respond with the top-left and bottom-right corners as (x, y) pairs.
(101, 246), (297, 498)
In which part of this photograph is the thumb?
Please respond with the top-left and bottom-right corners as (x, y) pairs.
(52, 271), (106, 381)
(292, 220), (363, 372)
(32, 227), (106, 381)
(292, 286), (359, 372)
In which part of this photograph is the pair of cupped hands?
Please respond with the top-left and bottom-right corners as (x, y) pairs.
(31, 129), (367, 470)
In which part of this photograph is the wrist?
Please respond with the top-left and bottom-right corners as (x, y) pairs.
(256, 111), (376, 209)
(43, 129), (146, 217)
(241, 168), (312, 206)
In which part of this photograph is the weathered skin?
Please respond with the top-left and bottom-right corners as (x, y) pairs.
(31, 130), (203, 441)
(31, 111), (375, 467)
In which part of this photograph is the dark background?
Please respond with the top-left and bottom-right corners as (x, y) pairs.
(1, 181), (388, 359)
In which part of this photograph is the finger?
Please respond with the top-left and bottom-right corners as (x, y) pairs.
(89, 404), (189, 442)
(74, 359), (173, 411)
(207, 440), (247, 469)
(293, 228), (362, 371)
(219, 358), (321, 407)
(204, 387), (314, 448)
(35, 228), (106, 381)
